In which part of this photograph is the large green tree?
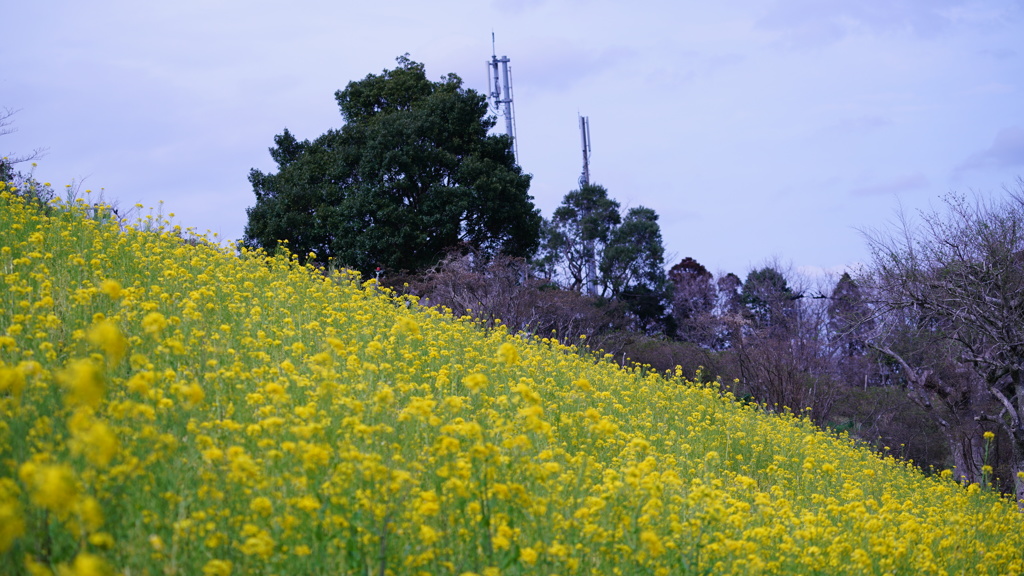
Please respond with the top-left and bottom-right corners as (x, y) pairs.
(539, 185), (671, 333)
(538, 184), (621, 293)
(601, 206), (668, 298)
(243, 56), (541, 276)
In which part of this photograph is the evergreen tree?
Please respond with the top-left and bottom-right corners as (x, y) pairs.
(244, 55), (541, 276)
(827, 272), (872, 357)
(669, 257), (716, 344)
(741, 267), (800, 332)
(538, 184), (621, 292)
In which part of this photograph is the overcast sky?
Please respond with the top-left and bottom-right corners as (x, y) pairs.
(3, 0), (1022, 280)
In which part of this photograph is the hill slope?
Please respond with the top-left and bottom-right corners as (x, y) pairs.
(1, 186), (1023, 575)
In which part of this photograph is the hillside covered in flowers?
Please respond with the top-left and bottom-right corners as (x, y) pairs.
(2, 185), (1023, 575)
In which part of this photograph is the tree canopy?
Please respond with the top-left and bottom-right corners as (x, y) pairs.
(741, 266), (799, 332)
(538, 184), (670, 333)
(538, 184), (622, 293)
(243, 55), (541, 276)
(669, 257), (716, 345)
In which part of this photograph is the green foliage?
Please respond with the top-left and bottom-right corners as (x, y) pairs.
(827, 272), (872, 357)
(0, 157), (13, 183)
(538, 184), (621, 292)
(244, 55), (541, 277)
(1, 166), (56, 213)
(540, 186), (670, 332)
(741, 267), (798, 331)
(668, 257), (716, 345)
(1, 107), (52, 210)
(601, 207), (666, 296)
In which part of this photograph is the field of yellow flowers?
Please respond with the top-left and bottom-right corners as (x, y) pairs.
(1, 184), (1023, 576)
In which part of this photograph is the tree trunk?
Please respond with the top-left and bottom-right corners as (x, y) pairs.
(945, 427), (984, 486)
(1008, 372), (1024, 503)
(872, 345), (991, 485)
(1009, 450), (1024, 505)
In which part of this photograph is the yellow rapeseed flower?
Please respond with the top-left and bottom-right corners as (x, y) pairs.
(4, 190), (1024, 575)
(21, 462), (78, 513)
(294, 495), (319, 513)
(202, 559), (233, 576)
(250, 496), (273, 517)
(0, 365), (26, 397)
(640, 529), (665, 557)
(393, 316), (420, 337)
(415, 491), (440, 517)
(373, 385), (395, 406)
(497, 342), (519, 365)
(240, 529), (275, 559)
(88, 532), (114, 549)
(419, 524), (441, 545)
(462, 372), (488, 392)
(519, 546), (539, 565)
(56, 552), (112, 576)
(58, 359), (105, 408)
(74, 496), (105, 533)
(98, 279), (122, 300)
(69, 416), (119, 468)
(0, 479), (25, 552)
(87, 320), (127, 365)
(141, 311), (168, 335)
(493, 525), (513, 550)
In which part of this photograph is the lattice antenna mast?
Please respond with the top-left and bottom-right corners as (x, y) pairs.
(578, 114), (597, 295)
(579, 115), (591, 188)
(488, 33), (518, 162)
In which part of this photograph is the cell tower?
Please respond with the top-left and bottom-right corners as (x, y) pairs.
(488, 34), (518, 161)
(578, 114), (598, 296)
(579, 115), (591, 188)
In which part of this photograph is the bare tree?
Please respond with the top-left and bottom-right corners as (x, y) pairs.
(864, 180), (1024, 500)
(411, 250), (618, 342)
(1, 107), (47, 181)
(867, 306), (994, 484)
(729, 265), (839, 424)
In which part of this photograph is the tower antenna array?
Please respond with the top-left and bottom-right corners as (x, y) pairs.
(488, 33), (518, 162)
(579, 115), (591, 188)
(578, 114), (597, 295)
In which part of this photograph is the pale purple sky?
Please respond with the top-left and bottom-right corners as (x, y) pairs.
(3, 0), (1022, 278)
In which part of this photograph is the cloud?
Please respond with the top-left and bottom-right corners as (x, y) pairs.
(756, 0), (966, 47)
(491, 0), (550, 14)
(513, 39), (634, 92)
(967, 82), (1016, 96)
(955, 126), (1024, 173)
(848, 172), (929, 196)
(819, 115), (894, 135)
(645, 51), (744, 89)
(980, 47), (1018, 61)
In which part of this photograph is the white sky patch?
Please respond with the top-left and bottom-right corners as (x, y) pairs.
(849, 173), (931, 196)
(956, 126), (1024, 173)
(796, 263), (859, 281)
(1, 0), (1022, 277)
